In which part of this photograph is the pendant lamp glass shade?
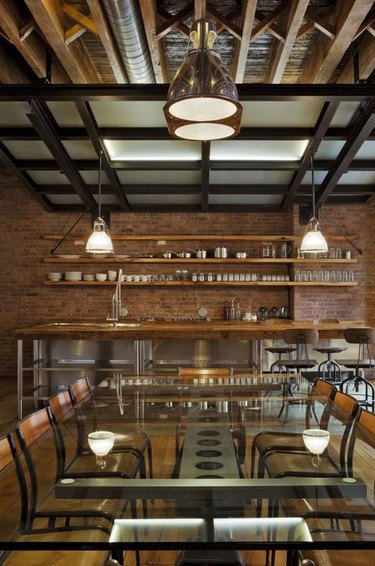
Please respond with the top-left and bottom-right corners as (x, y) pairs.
(300, 151), (328, 254)
(86, 152), (114, 256)
(164, 19), (242, 141)
(300, 217), (328, 253)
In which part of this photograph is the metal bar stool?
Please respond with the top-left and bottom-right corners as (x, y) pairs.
(314, 319), (347, 385)
(340, 328), (375, 412)
(276, 328), (319, 419)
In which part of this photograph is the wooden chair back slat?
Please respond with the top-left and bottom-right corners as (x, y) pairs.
(69, 377), (93, 404)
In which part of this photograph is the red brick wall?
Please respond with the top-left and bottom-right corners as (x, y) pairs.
(0, 171), (374, 377)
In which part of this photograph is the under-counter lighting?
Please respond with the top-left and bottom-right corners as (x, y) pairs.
(86, 151), (114, 256)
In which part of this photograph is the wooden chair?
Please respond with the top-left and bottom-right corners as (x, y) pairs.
(69, 376), (153, 478)
(0, 433), (111, 566)
(296, 408), (375, 566)
(250, 378), (336, 478)
(340, 328), (375, 412)
(263, 391), (359, 479)
(15, 407), (125, 530)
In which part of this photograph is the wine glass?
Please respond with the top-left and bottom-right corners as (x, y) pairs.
(302, 429), (330, 468)
(88, 431), (115, 469)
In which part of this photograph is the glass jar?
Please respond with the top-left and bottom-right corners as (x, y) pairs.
(262, 242), (271, 257)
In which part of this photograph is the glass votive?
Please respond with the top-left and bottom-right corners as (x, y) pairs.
(302, 429), (330, 468)
(88, 431), (115, 469)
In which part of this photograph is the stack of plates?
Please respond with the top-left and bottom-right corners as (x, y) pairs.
(64, 271), (82, 281)
(83, 274), (95, 281)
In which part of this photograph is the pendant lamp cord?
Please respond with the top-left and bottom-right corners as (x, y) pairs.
(98, 150), (103, 219)
(310, 149), (316, 219)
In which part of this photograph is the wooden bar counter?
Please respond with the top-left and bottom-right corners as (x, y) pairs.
(15, 319), (365, 341)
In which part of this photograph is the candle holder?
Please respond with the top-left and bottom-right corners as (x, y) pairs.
(88, 431), (115, 469)
(302, 429), (330, 468)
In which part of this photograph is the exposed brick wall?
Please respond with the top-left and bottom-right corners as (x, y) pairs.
(0, 171), (374, 377)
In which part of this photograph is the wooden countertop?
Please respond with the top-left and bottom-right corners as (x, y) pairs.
(15, 320), (366, 340)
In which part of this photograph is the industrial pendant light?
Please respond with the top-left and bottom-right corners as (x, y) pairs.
(86, 151), (114, 256)
(300, 150), (328, 253)
(164, 2), (242, 141)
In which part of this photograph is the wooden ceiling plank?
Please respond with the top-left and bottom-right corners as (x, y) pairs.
(266, 0), (310, 84)
(156, 5), (194, 40)
(75, 101), (130, 212)
(24, 0), (101, 83)
(252, 2), (288, 42)
(281, 101), (340, 212)
(65, 24), (86, 45)
(62, 3), (98, 35)
(315, 101), (375, 208)
(233, 0), (257, 82)
(299, 0), (375, 84)
(338, 32), (375, 82)
(304, 9), (336, 40)
(139, 0), (169, 83)
(86, 0), (128, 84)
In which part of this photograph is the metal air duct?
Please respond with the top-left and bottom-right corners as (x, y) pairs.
(102, 0), (155, 83)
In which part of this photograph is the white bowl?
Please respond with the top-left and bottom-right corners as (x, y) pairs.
(83, 274), (95, 281)
(47, 272), (63, 281)
(64, 271), (82, 281)
(95, 273), (107, 282)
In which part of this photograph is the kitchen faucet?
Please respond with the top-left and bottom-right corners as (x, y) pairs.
(107, 268), (123, 325)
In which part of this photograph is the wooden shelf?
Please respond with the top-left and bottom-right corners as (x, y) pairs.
(44, 281), (357, 287)
(43, 257), (358, 264)
(43, 234), (298, 242)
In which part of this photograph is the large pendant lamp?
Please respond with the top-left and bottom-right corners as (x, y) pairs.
(164, 3), (242, 141)
(300, 150), (328, 254)
(86, 151), (114, 256)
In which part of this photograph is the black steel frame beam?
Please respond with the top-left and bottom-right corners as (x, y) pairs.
(75, 101), (129, 211)
(281, 101), (340, 212)
(315, 102), (375, 211)
(26, 100), (97, 212)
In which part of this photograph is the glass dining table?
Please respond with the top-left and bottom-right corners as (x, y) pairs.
(1, 373), (375, 566)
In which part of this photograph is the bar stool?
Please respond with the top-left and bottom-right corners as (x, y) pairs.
(264, 344), (297, 372)
(276, 328), (319, 418)
(314, 319), (346, 385)
(340, 328), (375, 412)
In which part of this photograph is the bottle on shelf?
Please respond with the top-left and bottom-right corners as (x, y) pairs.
(223, 301), (229, 320)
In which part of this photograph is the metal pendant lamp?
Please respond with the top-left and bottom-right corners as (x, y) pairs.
(300, 150), (328, 253)
(86, 151), (114, 256)
(164, 3), (242, 141)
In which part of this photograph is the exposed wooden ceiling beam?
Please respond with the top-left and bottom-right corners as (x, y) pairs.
(304, 8), (336, 40)
(353, 10), (375, 39)
(315, 101), (375, 209)
(156, 4), (193, 40)
(75, 101), (129, 212)
(158, 6), (190, 38)
(0, 0), (68, 82)
(65, 24), (87, 45)
(26, 99), (97, 212)
(266, 0), (310, 84)
(139, 0), (169, 83)
(299, 0), (375, 83)
(206, 5), (242, 40)
(24, 0), (101, 83)
(86, 0), (128, 84)
(62, 3), (98, 36)
(232, 0), (257, 83)
(0, 41), (33, 83)
(251, 2), (288, 42)
(337, 32), (375, 83)
(281, 101), (340, 212)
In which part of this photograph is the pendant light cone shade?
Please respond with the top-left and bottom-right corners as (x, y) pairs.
(300, 151), (328, 254)
(86, 152), (114, 256)
(164, 19), (242, 140)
